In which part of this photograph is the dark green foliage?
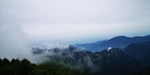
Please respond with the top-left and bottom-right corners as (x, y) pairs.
(11, 58), (20, 64)
(18, 58), (34, 75)
(0, 66), (16, 75)
(38, 61), (85, 75)
(0, 58), (2, 66)
(0, 58), (86, 75)
(3, 58), (10, 65)
(0, 58), (35, 75)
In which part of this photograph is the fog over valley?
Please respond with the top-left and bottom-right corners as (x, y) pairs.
(0, 0), (150, 75)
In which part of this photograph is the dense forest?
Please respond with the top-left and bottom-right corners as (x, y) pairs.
(0, 58), (86, 75)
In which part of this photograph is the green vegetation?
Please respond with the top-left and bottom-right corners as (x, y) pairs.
(0, 58), (86, 75)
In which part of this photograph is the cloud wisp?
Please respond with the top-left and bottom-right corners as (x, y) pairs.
(0, 0), (150, 64)
(0, 24), (33, 60)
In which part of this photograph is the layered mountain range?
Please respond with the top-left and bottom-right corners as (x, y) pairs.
(75, 35), (150, 51)
(32, 47), (145, 75)
(32, 34), (150, 75)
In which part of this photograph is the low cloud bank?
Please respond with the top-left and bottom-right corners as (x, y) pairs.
(0, 24), (33, 61)
(0, 24), (71, 63)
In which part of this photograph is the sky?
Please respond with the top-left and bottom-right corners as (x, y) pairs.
(0, 0), (150, 44)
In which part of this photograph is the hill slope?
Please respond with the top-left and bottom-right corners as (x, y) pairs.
(124, 41), (150, 65)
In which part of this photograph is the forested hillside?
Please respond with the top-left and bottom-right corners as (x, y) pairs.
(0, 58), (86, 75)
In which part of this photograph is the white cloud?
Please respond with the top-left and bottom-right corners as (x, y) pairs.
(0, 24), (32, 60)
(0, 0), (150, 44)
(0, 0), (150, 63)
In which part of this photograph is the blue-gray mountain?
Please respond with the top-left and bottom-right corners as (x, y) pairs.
(31, 34), (150, 75)
(124, 41), (150, 65)
(75, 35), (150, 52)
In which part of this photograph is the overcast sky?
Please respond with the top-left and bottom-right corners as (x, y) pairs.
(1, 0), (150, 44)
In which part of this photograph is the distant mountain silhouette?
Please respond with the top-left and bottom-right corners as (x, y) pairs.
(124, 41), (150, 65)
(75, 35), (150, 51)
(30, 34), (150, 75)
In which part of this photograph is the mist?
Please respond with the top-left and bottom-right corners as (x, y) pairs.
(0, 24), (33, 60)
(0, 0), (150, 64)
(1, 0), (150, 44)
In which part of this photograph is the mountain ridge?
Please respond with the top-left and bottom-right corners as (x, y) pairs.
(32, 46), (145, 75)
(75, 35), (150, 51)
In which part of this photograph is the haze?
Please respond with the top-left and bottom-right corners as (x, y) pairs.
(1, 0), (150, 44)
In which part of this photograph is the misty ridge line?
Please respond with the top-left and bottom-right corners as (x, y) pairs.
(0, 0), (150, 74)
(0, 24), (85, 63)
(1, 24), (150, 75)
(30, 46), (146, 75)
(0, 23), (150, 63)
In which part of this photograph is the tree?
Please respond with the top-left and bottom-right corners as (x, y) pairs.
(3, 58), (10, 65)
(0, 58), (2, 66)
(11, 58), (20, 64)
(0, 66), (16, 75)
(10, 58), (20, 73)
(18, 58), (34, 75)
